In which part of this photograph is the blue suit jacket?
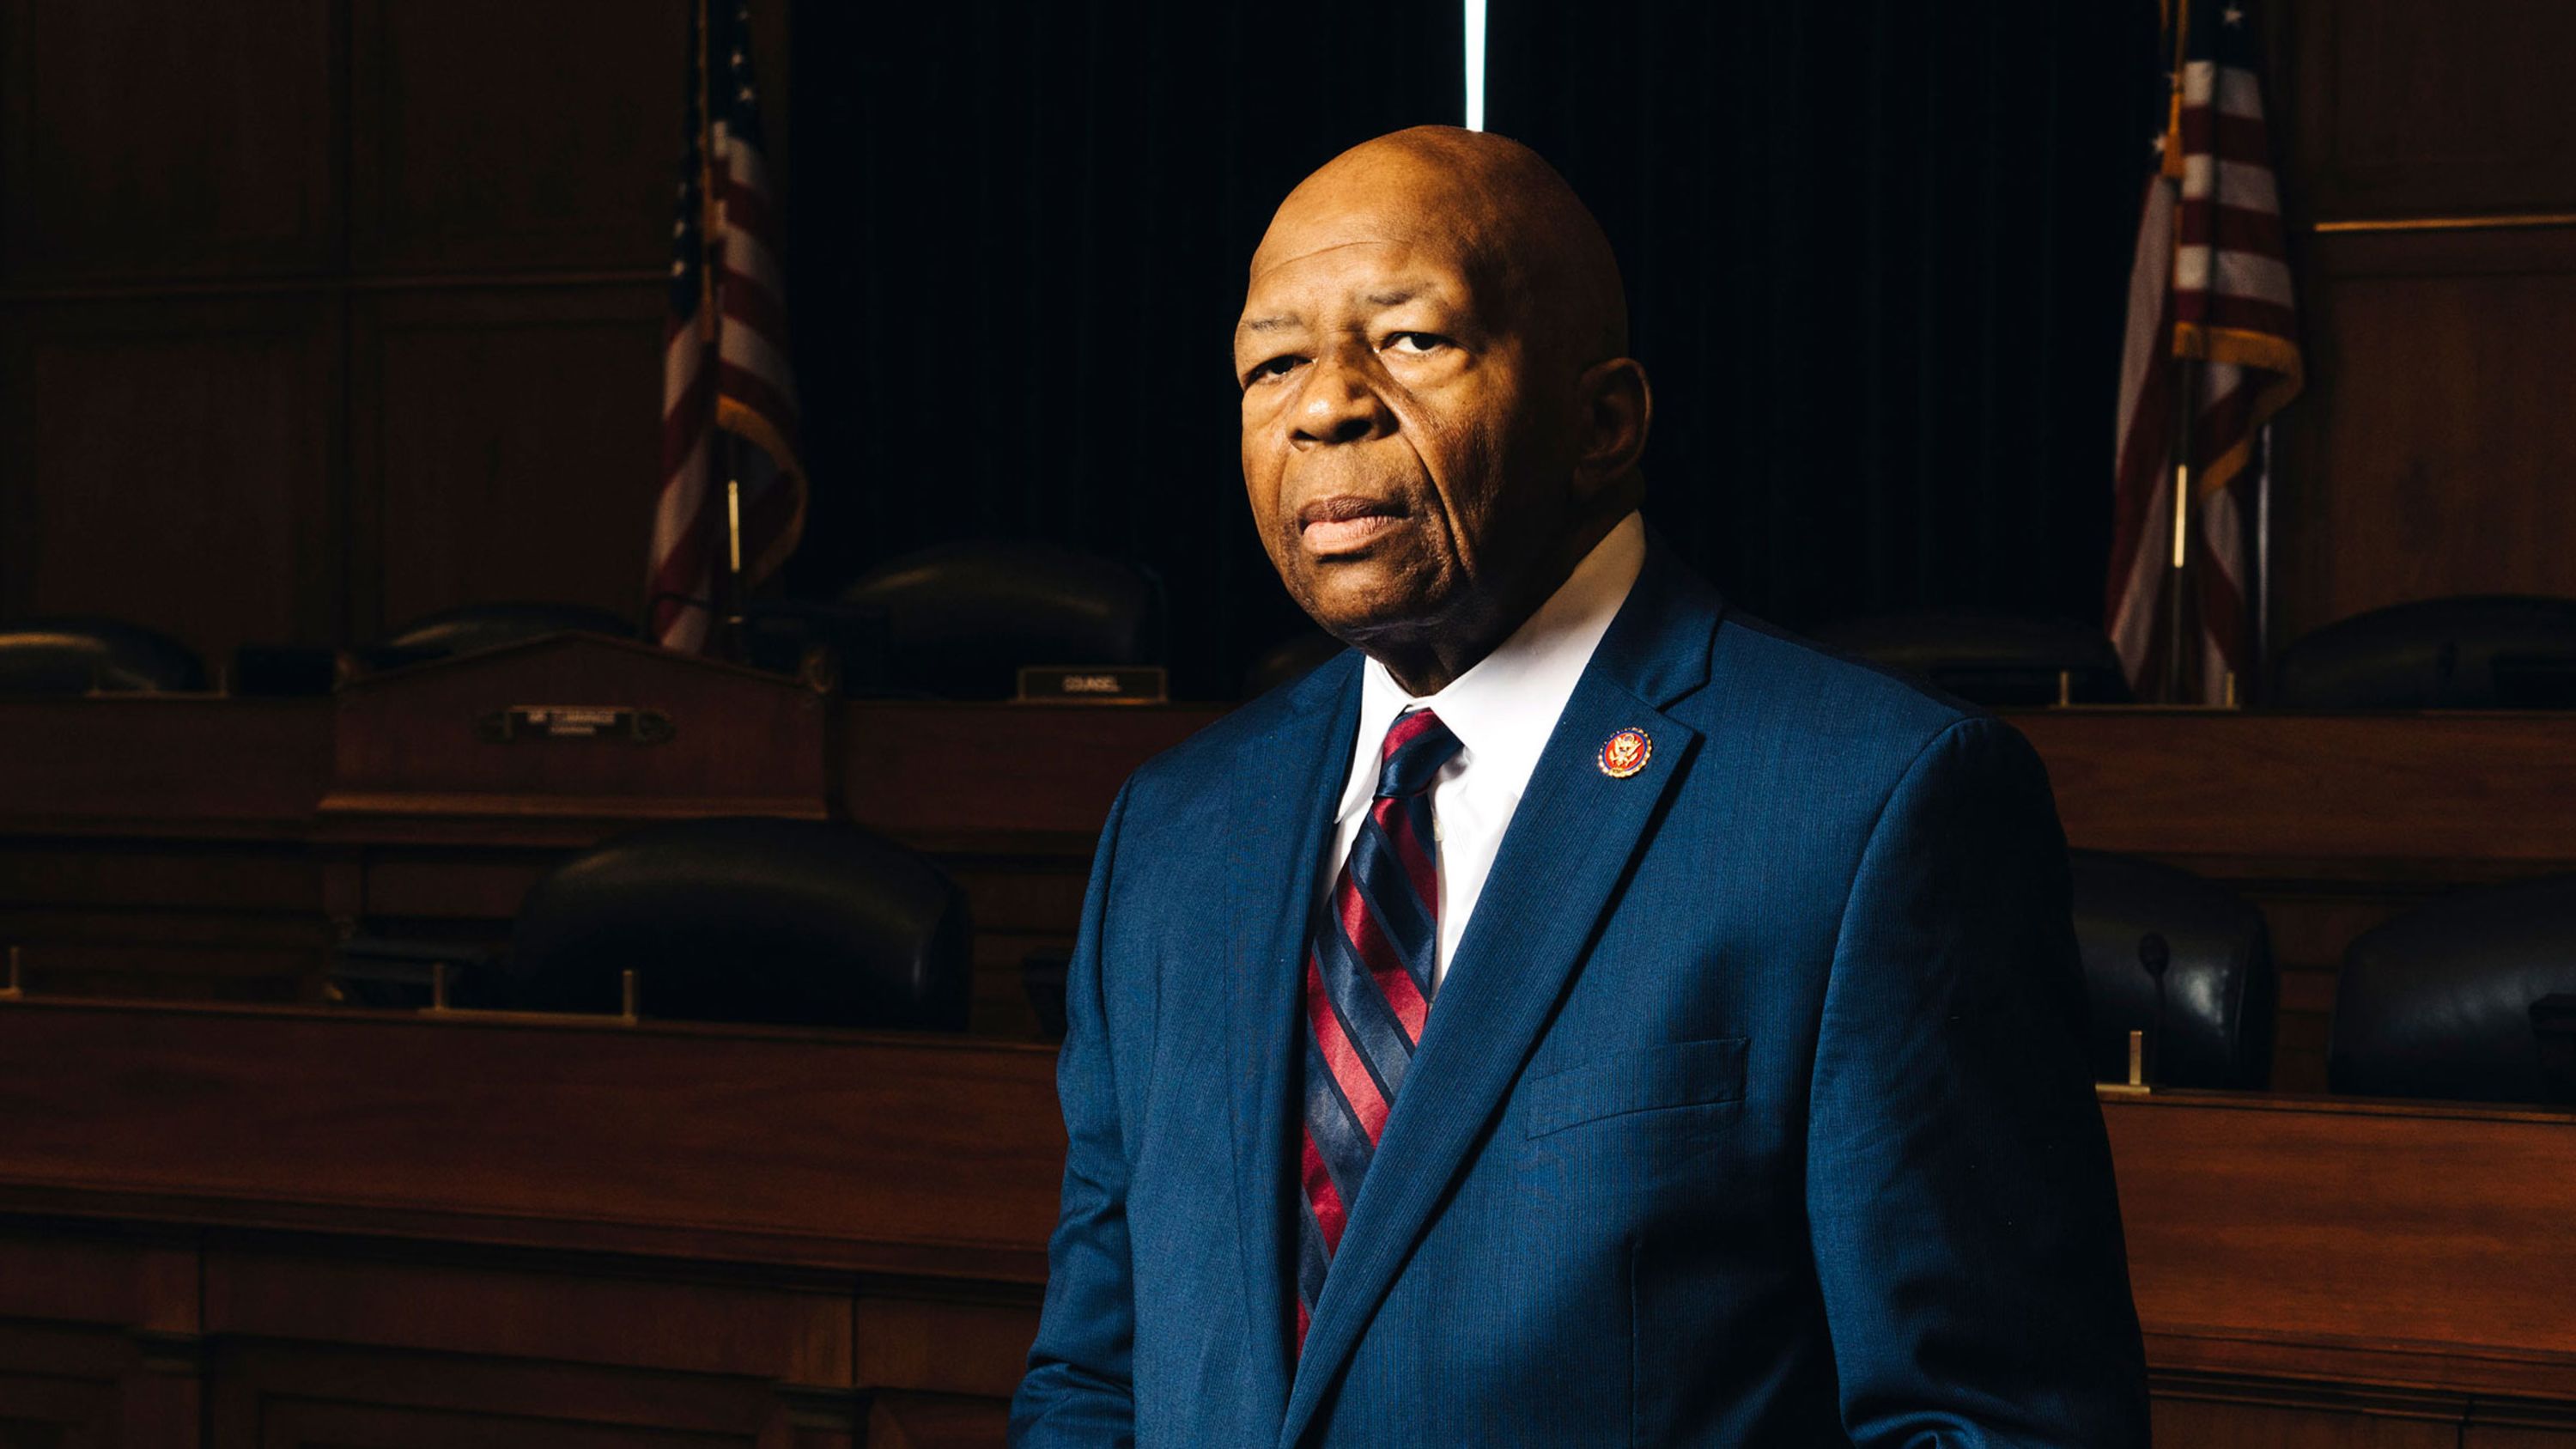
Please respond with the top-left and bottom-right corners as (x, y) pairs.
(1013, 543), (2148, 1446)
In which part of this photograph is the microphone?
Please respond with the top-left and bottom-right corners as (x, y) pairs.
(2138, 933), (2171, 1086)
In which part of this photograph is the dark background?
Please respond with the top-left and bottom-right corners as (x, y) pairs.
(4, 1), (2571, 702)
(783, 0), (1466, 697)
(782, 0), (2153, 697)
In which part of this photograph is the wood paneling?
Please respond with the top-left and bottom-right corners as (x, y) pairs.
(3, 1005), (2576, 1446)
(0, 296), (339, 660)
(867, 1394), (1006, 1449)
(325, 636), (827, 831)
(0, 697), (331, 995)
(205, 1340), (828, 1449)
(0, 1), (337, 284)
(2111, 1093), (2576, 1378)
(0, 1228), (198, 1449)
(0, 0), (756, 667)
(0, 699), (328, 837)
(2289, 0), (2576, 221)
(206, 1249), (848, 1383)
(2154, 1395), (2457, 1449)
(0, 1002), (1062, 1277)
(2019, 710), (2576, 871)
(348, 0), (686, 277)
(2265, 1), (2576, 668)
(0, 1323), (128, 1449)
(838, 703), (1228, 855)
(2471, 1422), (2576, 1448)
(353, 287), (662, 634)
(2273, 227), (2576, 652)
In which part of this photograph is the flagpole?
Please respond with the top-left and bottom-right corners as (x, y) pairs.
(2165, 356), (2198, 704)
(2159, 0), (2197, 704)
(722, 440), (745, 661)
(2253, 424), (2273, 691)
(697, 0), (747, 662)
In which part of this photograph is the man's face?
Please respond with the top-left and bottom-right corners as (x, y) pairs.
(1235, 217), (1576, 650)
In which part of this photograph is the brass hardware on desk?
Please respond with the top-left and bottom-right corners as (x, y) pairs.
(2099, 1028), (2154, 1099)
(2057, 670), (2074, 709)
(419, 959), (643, 1028)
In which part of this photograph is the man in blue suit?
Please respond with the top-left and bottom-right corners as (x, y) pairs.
(1014, 126), (2148, 1446)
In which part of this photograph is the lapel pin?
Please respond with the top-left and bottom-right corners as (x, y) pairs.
(1599, 728), (1652, 779)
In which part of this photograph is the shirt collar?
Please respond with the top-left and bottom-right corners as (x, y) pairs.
(1337, 510), (1648, 822)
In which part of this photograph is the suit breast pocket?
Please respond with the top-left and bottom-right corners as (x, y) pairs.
(1521, 1037), (1749, 1140)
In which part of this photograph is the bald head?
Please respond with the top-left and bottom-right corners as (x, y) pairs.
(1252, 127), (1627, 368)
(1234, 127), (1650, 696)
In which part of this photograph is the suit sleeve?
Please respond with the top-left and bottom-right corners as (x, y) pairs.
(1807, 717), (2151, 1449)
(1011, 781), (1139, 1448)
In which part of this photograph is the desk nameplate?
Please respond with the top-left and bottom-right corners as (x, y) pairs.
(476, 705), (674, 744)
(1014, 665), (1170, 705)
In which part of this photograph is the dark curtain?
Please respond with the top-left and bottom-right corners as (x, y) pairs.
(782, 3), (2156, 696)
(784, 1), (1463, 698)
(1485, 1), (2160, 633)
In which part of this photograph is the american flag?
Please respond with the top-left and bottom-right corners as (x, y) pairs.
(2107, 0), (2303, 700)
(650, 0), (805, 653)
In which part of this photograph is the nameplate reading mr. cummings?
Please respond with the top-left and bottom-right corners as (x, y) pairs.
(476, 706), (676, 744)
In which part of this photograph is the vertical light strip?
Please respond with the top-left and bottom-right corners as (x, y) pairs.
(1464, 0), (1487, 130)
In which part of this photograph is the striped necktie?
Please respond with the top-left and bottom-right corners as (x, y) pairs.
(1296, 707), (1464, 1350)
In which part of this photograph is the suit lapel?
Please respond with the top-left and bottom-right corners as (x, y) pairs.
(1279, 541), (1720, 1446)
(1227, 651), (1363, 1425)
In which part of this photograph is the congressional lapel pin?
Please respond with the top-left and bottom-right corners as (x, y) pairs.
(1598, 728), (1652, 779)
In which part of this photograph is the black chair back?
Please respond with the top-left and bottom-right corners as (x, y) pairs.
(2330, 874), (2576, 1103)
(0, 617), (207, 694)
(506, 818), (972, 1031)
(362, 601), (636, 671)
(2069, 850), (2275, 1089)
(2274, 594), (2576, 709)
(1807, 610), (2131, 707)
(839, 539), (1160, 699)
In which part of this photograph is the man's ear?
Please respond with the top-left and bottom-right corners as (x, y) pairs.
(1571, 356), (1651, 498)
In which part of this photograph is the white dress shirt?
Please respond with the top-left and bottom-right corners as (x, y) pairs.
(1320, 510), (1647, 992)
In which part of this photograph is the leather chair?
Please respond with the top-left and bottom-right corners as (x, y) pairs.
(839, 539), (1161, 699)
(1807, 610), (2132, 707)
(357, 601), (636, 672)
(2069, 850), (2275, 1089)
(0, 617), (207, 694)
(2273, 595), (2576, 709)
(2330, 874), (2576, 1104)
(505, 817), (972, 1031)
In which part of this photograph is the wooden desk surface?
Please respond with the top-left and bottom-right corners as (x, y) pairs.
(4, 998), (2576, 1446)
(0, 997), (1064, 1283)
(2014, 708), (2576, 879)
(2106, 1087), (2576, 1403)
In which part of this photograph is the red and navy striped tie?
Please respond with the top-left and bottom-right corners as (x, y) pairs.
(1297, 707), (1464, 1349)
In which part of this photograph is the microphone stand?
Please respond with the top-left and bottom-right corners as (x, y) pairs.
(2139, 933), (2171, 1086)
